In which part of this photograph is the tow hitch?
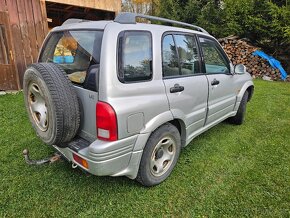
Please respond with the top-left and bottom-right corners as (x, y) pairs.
(22, 149), (62, 165)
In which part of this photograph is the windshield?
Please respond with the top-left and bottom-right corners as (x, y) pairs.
(39, 30), (103, 84)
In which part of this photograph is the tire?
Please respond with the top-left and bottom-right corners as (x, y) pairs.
(136, 123), (181, 187)
(23, 63), (80, 147)
(228, 91), (249, 125)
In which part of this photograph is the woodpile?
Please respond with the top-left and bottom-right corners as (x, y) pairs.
(219, 36), (289, 82)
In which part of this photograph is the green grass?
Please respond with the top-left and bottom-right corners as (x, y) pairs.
(0, 80), (289, 217)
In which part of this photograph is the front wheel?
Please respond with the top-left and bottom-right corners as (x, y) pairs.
(136, 123), (181, 187)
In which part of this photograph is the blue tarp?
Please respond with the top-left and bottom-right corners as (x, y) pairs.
(252, 50), (288, 81)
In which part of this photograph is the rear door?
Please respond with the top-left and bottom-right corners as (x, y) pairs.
(162, 33), (208, 139)
(0, 12), (18, 90)
(39, 30), (103, 141)
(198, 36), (236, 125)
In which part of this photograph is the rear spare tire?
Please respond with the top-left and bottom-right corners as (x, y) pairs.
(23, 63), (80, 147)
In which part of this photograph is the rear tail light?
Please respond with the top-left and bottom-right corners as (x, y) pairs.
(73, 153), (89, 169)
(96, 101), (118, 141)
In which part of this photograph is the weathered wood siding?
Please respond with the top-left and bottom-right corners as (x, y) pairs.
(45, 0), (121, 13)
(0, 0), (48, 89)
(0, 0), (120, 90)
(0, 11), (20, 90)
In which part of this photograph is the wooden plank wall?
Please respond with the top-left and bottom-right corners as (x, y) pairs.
(45, 0), (122, 13)
(0, 0), (120, 90)
(0, 10), (20, 90)
(0, 24), (9, 65)
(0, 0), (48, 89)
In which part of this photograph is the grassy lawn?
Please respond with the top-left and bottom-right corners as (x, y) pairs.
(0, 80), (289, 217)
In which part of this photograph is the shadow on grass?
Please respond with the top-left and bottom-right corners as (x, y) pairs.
(30, 120), (237, 190)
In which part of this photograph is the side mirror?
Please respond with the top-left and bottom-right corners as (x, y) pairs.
(234, 64), (247, 74)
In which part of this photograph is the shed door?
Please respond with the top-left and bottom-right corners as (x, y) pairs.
(0, 12), (18, 90)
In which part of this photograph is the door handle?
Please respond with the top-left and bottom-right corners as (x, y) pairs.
(211, 79), (220, 86)
(170, 84), (184, 93)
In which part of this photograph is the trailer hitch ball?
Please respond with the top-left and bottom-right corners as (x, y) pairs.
(23, 149), (29, 156)
(72, 163), (78, 169)
(22, 148), (61, 165)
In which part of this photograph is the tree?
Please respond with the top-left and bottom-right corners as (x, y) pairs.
(122, 0), (156, 15)
(125, 0), (289, 54)
(155, 0), (181, 20)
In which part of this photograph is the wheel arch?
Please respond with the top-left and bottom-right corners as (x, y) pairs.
(246, 85), (254, 102)
(237, 81), (254, 102)
(137, 111), (186, 151)
(168, 119), (186, 147)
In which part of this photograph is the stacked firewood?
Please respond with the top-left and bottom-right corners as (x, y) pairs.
(219, 36), (289, 81)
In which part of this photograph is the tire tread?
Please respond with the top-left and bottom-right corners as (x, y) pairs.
(24, 63), (80, 146)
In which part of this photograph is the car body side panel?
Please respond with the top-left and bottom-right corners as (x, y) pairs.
(236, 77), (254, 101)
(163, 76), (208, 139)
(74, 87), (98, 142)
(99, 23), (171, 140)
(205, 74), (237, 124)
(234, 77), (254, 111)
(185, 110), (237, 145)
(206, 72), (253, 124)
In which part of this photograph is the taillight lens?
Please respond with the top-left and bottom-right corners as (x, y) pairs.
(96, 101), (118, 141)
(73, 153), (89, 169)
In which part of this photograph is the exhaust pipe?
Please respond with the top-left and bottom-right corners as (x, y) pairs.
(22, 149), (61, 165)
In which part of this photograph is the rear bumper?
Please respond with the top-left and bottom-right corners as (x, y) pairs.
(53, 133), (150, 179)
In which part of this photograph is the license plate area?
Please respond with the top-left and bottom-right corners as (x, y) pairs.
(67, 137), (90, 152)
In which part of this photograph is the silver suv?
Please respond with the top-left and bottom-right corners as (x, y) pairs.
(23, 13), (254, 186)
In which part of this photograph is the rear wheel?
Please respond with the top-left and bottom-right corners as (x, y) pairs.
(136, 123), (181, 186)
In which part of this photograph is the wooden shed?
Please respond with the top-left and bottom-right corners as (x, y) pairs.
(0, 0), (121, 90)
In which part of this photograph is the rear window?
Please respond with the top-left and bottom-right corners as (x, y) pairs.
(117, 31), (153, 83)
(39, 30), (103, 85)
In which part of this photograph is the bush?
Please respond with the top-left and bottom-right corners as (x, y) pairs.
(156, 0), (290, 52)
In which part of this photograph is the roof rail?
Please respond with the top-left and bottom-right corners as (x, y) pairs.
(62, 18), (90, 26)
(114, 12), (208, 34)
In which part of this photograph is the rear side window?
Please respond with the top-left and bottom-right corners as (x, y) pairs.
(39, 30), (103, 85)
(118, 31), (152, 83)
(162, 35), (179, 77)
(162, 33), (200, 78)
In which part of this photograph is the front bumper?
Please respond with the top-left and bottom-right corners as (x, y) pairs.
(53, 133), (150, 179)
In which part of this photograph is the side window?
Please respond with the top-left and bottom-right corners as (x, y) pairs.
(199, 37), (230, 74)
(162, 35), (179, 77)
(174, 35), (200, 75)
(162, 34), (200, 77)
(118, 31), (152, 83)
